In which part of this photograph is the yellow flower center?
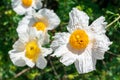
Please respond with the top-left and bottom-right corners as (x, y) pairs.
(33, 22), (46, 31)
(69, 29), (89, 50)
(25, 40), (40, 62)
(22, 0), (33, 7)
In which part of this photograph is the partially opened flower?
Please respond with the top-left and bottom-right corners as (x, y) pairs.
(9, 27), (52, 69)
(17, 8), (60, 44)
(11, 0), (42, 15)
(50, 8), (112, 74)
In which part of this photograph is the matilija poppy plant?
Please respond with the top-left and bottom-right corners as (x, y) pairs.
(17, 8), (60, 44)
(9, 27), (52, 69)
(50, 8), (112, 74)
(11, 0), (42, 15)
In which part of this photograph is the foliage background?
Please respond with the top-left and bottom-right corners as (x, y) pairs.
(0, 0), (120, 80)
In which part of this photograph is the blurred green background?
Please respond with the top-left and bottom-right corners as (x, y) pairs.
(0, 0), (120, 80)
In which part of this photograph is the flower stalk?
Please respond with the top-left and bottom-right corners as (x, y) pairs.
(106, 14), (120, 29)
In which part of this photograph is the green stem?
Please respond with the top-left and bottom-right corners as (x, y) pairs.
(106, 15), (120, 29)
(14, 67), (31, 78)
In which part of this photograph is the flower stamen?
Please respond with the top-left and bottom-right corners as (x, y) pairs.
(69, 29), (89, 50)
(22, 0), (33, 7)
(25, 40), (40, 62)
(33, 22), (46, 31)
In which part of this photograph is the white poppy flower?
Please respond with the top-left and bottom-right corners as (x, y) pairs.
(9, 27), (52, 69)
(50, 8), (112, 74)
(17, 8), (60, 44)
(11, 0), (42, 15)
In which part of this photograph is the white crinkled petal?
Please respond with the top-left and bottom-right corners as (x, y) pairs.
(24, 57), (35, 68)
(13, 39), (25, 51)
(17, 27), (39, 43)
(11, 0), (21, 8)
(17, 25), (29, 43)
(19, 14), (36, 28)
(17, 24), (28, 33)
(36, 55), (47, 69)
(37, 31), (45, 45)
(9, 49), (35, 68)
(44, 32), (50, 44)
(33, 0), (42, 9)
(37, 8), (60, 30)
(36, 31), (50, 46)
(75, 57), (96, 74)
(26, 8), (36, 15)
(52, 44), (77, 66)
(36, 30), (50, 45)
(90, 16), (107, 34)
(67, 8), (89, 33)
(9, 49), (26, 67)
(50, 32), (70, 50)
(92, 34), (112, 59)
(13, 4), (27, 15)
(28, 16), (37, 27)
(41, 47), (53, 57)
(51, 45), (68, 57)
(18, 15), (33, 26)
(28, 27), (38, 40)
(60, 52), (77, 66)
(22, 50), (35, 68)
(74, 44), (96, 74)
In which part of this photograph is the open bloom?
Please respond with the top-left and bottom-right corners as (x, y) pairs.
(50, 8), (112, 74)
(9, 27), (52, 69)
(17, 8), (60, 44)
(11, 0), (42, 15)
